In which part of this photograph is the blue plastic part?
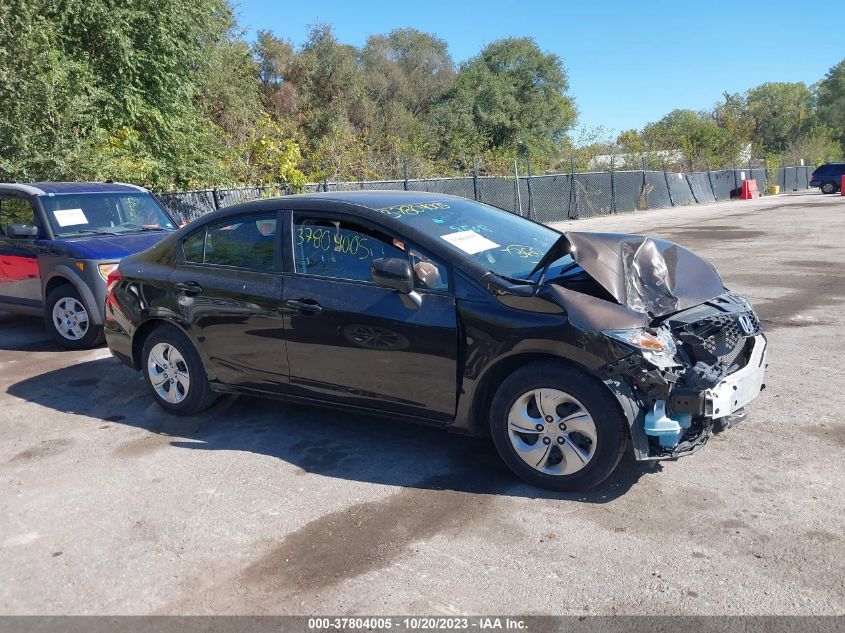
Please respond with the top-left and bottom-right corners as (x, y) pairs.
(644, 401), (692, 448)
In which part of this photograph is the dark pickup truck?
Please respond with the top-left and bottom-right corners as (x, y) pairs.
(0, 182), (177, 348)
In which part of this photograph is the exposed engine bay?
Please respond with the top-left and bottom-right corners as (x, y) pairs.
(604, 292), (767, 459)
(491, 230), (768, 461)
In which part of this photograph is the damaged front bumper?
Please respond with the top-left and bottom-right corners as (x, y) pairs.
(702, 334), (767, 418)
(669, 333), (768, 419)
(604, 296), (768, 461)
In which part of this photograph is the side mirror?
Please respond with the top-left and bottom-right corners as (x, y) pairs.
(371, 257), (413, 294)
(8, 224), (38, 239)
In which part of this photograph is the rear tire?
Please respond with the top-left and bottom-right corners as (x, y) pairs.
(490, 361), (628, 492)
(44, 284), (104, 349)
(820, 181), (837, 194)
(141, 325), (216, 416)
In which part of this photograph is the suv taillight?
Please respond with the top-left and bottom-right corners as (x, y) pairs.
(106, 268), (123, 293)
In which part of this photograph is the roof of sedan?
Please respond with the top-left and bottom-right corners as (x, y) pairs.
(0, 182), (148, 195)
(291, 190), (451, 206)
(226, 190), (460, 213)
(172, 189), (484, 258)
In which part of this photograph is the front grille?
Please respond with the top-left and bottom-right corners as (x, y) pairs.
(675, 309), (760, 370)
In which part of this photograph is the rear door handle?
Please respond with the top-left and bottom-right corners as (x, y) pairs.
(175, 281), (203, 294)
(284, 298), (323, 315)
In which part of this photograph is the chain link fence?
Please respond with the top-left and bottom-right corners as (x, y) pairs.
(156, 165), (814, 225)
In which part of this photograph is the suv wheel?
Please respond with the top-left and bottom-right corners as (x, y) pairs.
(820, 181), (838, 194)
(142, 325), (216, 415)
(490, 361), (628, 491)
(45, 284), (104, 349)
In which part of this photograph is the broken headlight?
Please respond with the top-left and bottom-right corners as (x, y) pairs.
(604, 328), (679, 368)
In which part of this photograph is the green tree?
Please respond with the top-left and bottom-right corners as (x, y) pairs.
(240, 116), (306, 187)
(746, 82), (815, 154)
(305, 122), (373, 182)
(253, 30), (300, 121)
(198, 29), (263, 149)
(360, 29), (456, 176)
(642, 109), (732, 170)
(816, 59), (845, 156)
(617, 129), (645, 155)
(0, 0), (103, 180)
(0, 0), (249, 188)
(712, 92), (754, 163)
(362, 29), (454, 128)
(430, 37), (576, 169)
(294, 24), (371, 142)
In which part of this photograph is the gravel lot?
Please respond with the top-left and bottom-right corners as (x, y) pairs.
(1, 191), (843, 616)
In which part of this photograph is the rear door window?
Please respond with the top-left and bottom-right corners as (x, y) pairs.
(181, 214), (277, 271)
(182, 230), (205, 264)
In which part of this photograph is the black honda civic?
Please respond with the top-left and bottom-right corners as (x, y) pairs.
(104, 192), (767, 491)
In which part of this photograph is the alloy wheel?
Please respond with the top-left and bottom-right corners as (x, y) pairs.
(51, 297), (90, 341)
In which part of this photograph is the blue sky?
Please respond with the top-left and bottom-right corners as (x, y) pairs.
(233, 0), (843, 140)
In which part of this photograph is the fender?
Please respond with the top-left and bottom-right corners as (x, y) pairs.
(456, 343), (607, 436)
(44, 264), (104, 325)
(130, 308), (221, 383)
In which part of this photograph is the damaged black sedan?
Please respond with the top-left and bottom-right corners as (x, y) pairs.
(104, 192), (767, 491)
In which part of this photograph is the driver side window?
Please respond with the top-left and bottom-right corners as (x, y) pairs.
(0, 197), (37, 236)
(293, 215), (450, 290)
(293, 216), (404, 282)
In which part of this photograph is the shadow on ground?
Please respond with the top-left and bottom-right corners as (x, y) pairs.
(6, 355), (660, 503)
(0, 312), (61, 352)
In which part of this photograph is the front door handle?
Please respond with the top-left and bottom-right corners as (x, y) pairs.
(175, 281), (203, 295)
(285, 298), (323, 315)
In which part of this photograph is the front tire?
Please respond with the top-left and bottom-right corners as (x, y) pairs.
(490, 361), (628, 491)
(820, 181), (838, 194)
(45, 284), (104, 349)
(142, 325), (216, 415)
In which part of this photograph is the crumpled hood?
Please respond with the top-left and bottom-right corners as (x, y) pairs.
(562, 231), (725, 317)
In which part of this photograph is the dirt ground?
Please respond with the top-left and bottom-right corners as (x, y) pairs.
(1, 191), (843, 615)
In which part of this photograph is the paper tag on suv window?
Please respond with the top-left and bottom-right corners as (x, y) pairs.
(440, 230), (500, 255)
(53, 208), (88, 227)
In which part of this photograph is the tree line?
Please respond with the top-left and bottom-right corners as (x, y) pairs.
(615, 77), (844, 173)
(0, 0), (842, 190)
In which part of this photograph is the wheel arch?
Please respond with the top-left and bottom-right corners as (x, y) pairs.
(131, 317), (192, 370)
(44, 274), (72, 298)
(470, 352), (607, 437)
(43, 266), (102, 325)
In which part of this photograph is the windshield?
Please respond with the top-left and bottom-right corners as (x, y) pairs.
(40, 193), (176, 237)
(377, 197), (572, 280)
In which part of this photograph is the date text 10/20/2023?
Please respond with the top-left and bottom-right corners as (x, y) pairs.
(307, 616), (528, 630)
